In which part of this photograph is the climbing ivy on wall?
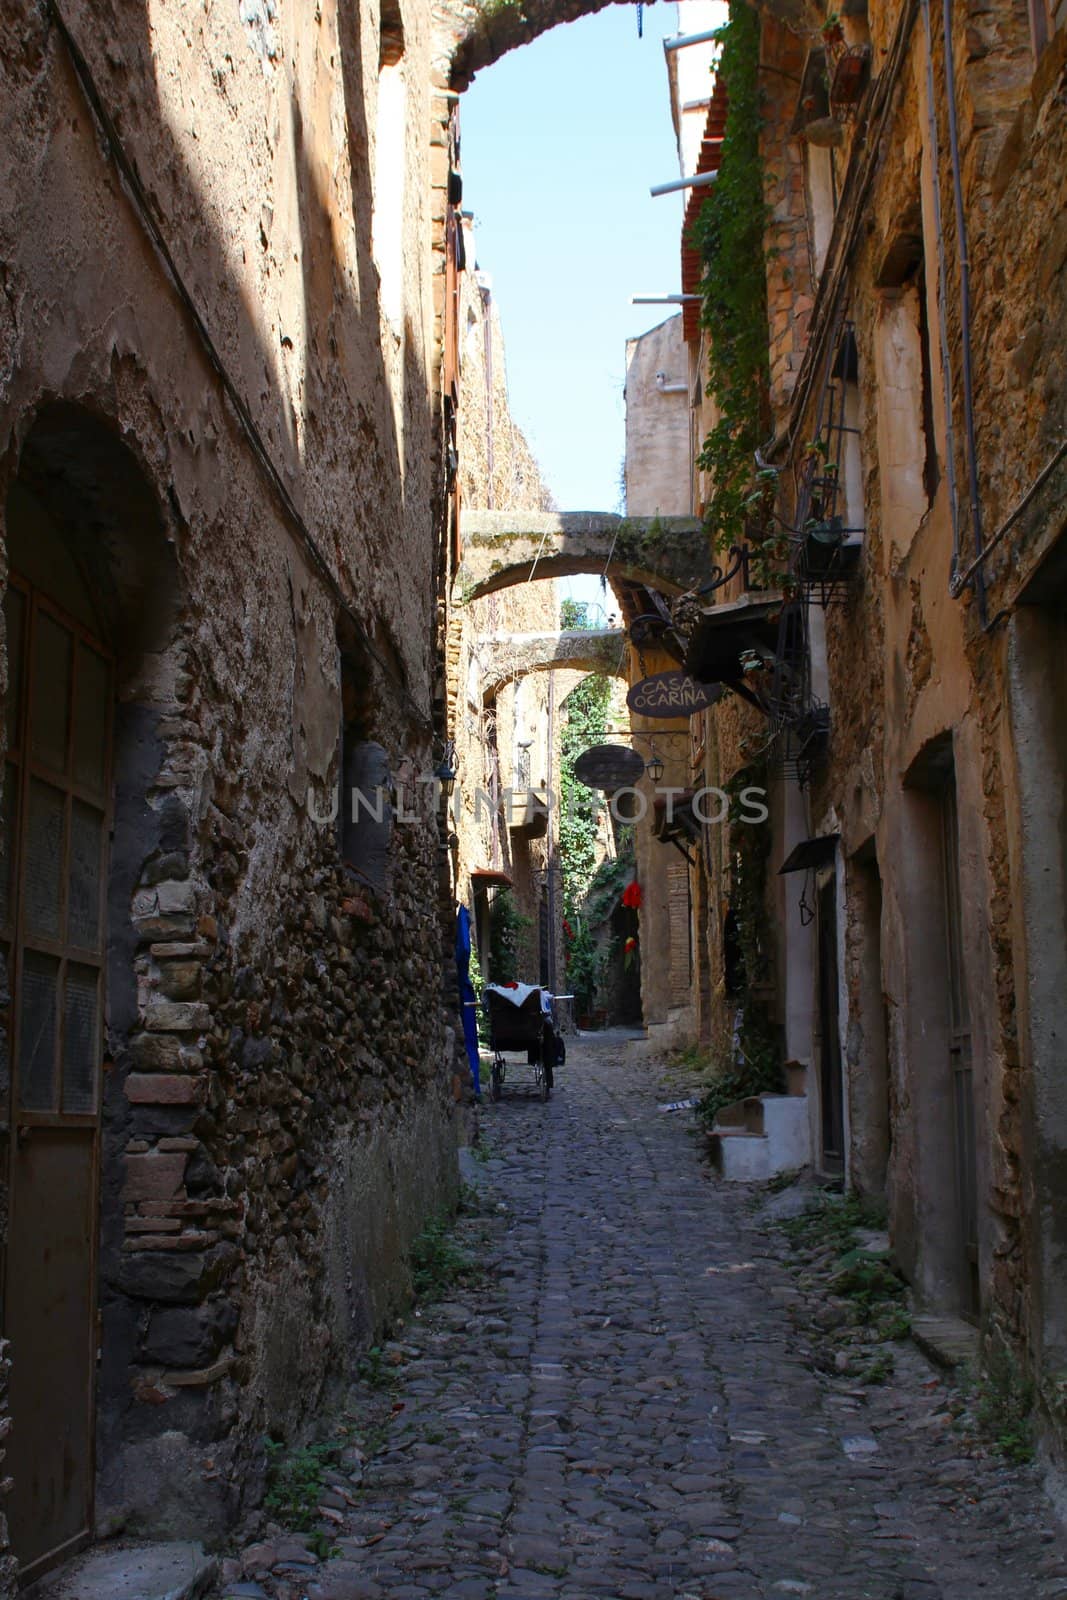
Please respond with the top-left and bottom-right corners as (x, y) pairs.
(559, 669), (612, 918)
(489, 888), (531, 984)
(698, 759), (784, 1125)
(691, 1), (779, 574)
(557, 600), (613, 922)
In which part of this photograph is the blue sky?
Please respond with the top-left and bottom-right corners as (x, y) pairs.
(461, 2), (690, 609)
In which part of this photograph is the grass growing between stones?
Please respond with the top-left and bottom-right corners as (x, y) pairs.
(962, 1347), (1036, 1465)
(774, 1190), (913, 1379)
(780, 1189), (888, 1253)
(263, 1439), (342, 1555)
(408, 1210), (479, 1304)
(356, 1343), (396, 1391)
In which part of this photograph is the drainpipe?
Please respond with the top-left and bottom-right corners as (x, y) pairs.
(663, 27), (722, 50)
(940, 0), (987, 622)
(919, 0), (962, 581)
(650, 170), (719, 198)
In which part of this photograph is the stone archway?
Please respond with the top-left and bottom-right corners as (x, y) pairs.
(442, 0), (642, 88)
(456, 510), (711, 604)
(479, 626), (626, 698)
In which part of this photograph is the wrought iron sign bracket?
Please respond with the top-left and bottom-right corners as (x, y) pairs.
(697, 544), (754, 598)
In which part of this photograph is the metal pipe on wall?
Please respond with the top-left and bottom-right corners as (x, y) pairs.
(650, 171), (719, 197)
(663, 28), (721, 50)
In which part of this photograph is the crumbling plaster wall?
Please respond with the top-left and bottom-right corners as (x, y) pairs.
(1, 0), (457, 1556)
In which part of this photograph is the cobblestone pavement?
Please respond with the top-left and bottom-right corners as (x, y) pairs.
(220, 1039), (1067, 1600)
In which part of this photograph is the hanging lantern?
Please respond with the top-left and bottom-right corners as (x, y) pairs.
(434, 740), (457, 798)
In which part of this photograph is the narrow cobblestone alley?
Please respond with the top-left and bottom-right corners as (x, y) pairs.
(218, 1040), (1066, 1600)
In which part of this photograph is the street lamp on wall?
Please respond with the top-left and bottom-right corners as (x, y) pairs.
(435, 740), (457, 799)
(646, 752), (665, 784)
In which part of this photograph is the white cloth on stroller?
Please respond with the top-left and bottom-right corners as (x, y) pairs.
(485, 982), (552, 1013)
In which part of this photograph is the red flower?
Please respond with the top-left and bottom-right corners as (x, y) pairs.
(621, 880), (643, 909)
(624, 936), (637, 953)
(563, 919), (574, 939)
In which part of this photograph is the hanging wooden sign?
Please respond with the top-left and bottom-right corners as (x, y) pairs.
(573, 744), (646, 792)
(626, 671), (723, 718)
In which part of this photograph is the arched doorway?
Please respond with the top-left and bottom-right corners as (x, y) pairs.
(2, 405), (177, 1580)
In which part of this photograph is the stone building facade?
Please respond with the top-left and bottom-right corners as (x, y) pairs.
(441, 207), (567, 993)
(659, 0), (1067, 1462)
(623, 316), (699, 1043)
(0, 0), (469, 1583)
(5, 0), (1063, 1580)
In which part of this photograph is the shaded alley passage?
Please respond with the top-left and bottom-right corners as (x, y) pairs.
(219, 1043), (1065, 1600)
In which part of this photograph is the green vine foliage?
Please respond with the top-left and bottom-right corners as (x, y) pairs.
(467, 934), (489, 1045)
(697, 759), (783, 1125)
(557, 601), (616, 1012)
(489, 888), (530, 984)
(558, 605), (612, 919)
(691, 2), (783, 582)
(565, 920), (599, 1017)
(582, 831), (635, 925)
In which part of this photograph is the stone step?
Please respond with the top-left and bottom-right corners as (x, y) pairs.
(706, 1127), (772, 1182)
(28, 1541), (217, 1600)
(742, 1095), (766, 1133)
(911, 1314), (980, 1369)
(715, 1099), (748, 1129)
(709, 1091), (810, 1181)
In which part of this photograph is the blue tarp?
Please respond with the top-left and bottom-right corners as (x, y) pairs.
(455, 905), (481, 1097)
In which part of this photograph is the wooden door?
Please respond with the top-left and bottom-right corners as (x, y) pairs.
(2, 576), (112, 1579)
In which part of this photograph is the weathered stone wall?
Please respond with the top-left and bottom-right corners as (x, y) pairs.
(623, 307), (701, 1042)
(761, 18), (816, 419)
(0, 0), (458, 1571)
(445, 213), (563, 993)
(748, 0), (1067, 1456)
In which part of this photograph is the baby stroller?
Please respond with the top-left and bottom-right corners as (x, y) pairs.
(484, 984), (561, 1102)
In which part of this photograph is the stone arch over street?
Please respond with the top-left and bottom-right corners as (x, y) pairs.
(444, 0), (643, 87)
(478, 626), (627, 699)
(455, 510), (711, 604)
